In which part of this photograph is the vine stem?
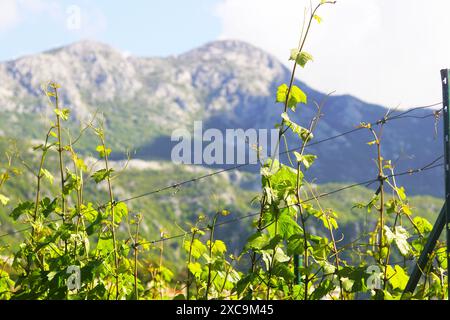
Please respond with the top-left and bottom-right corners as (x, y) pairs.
(186, 229), (198, 300)
(205, 213), (219, 300)
(293, 97), (326, 299)
(100, 134), (119, 300)
(133, 214), (141, 300)
(32, 127), (54, 237)
(266, 213), (279, 300)
(52, 84), (68, 256)
(369, 127), (385, 267)
(53, 85), (66, 219)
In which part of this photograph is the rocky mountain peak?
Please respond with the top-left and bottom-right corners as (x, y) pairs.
(51, 39), (128, 61)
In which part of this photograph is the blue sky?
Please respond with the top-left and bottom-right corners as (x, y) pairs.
(0, 0), (222, 60)
(0, 0), (449, 108)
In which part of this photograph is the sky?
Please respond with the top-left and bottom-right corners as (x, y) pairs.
(0, 0), (449, 109)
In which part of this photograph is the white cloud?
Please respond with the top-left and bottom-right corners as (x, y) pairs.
(0, 0), (21, 32)
(216, 0), (450, 108)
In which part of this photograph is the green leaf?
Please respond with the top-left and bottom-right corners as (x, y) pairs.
(341, 277), (354, 292)
(246, 232), (270, 250)
(386, 265), (408, 290)
(384, 226), (411, 256)
(82, 203), (99, 223)
(314, 209), (338, 231)
(208, 240), (227, 255)
(401, 204), (412, 215)
(41, 168), (54, 185)
(273, 247), (290, 263)
(293, 152), (317, 170)
(183, 239), (206, 259)
(63, 171), (80, 194)
(0, 194), (9, 206)
(413, 216), (433, 234)
(96, 145), (112, 158)
(91, 169), (114, 183)
(73, 155), (87, 171)
(289, 49), (314, 68)
(188, 262), (202, 276)
(54, 108), (70, 121)
(436, 247), (448, 269)
(96, 233), (114, 254)
(281, 113), (313, 142)
(40, 197), (57, 218)
(287, 234), (306, 255)
(276, 84), (289, 103)
(10, 201), (34, 221)
(396, 187), (406, 200)
(276, 213), (302, 239)
(290, 85), (308, 106)
(272, 263), (294, 281)
(105, 202), (128, 224)
(276, 84), (307, 111)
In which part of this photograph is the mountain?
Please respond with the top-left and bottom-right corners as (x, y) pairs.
(0, 40), (444, 197)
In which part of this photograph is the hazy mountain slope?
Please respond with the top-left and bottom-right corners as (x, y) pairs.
(0, 40), (444, 196)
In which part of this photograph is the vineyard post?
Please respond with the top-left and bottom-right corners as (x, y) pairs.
(402, 69), (450, 299)
(443, 68), (450, 299)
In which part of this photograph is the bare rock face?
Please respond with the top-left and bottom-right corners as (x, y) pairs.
(0, 39), (285, 123)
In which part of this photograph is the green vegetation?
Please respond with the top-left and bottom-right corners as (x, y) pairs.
(0, 0), (447, 300)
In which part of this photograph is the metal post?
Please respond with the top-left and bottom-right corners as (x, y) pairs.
(294, 255), (301, 285)
(441, 69), (450, 299)
(403, 205), (445, 295)
(403, 69), (450, 299)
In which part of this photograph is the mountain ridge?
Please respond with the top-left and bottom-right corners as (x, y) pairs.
(0, 39), (444, 196)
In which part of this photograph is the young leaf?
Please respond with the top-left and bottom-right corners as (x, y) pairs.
(287, 234), (306, 255)
(273, 247), (290, 263)
(54, 108), (70, 121)
(41, 168), (54, 185)
(188, 262), (202, 276)
(96, 145), (112, 158)
(208, 240), (227, 255)
(289, 49), (314, 68)
(384, 226), (411, 256)
(246, 232), (270, 250)
(276, 84), (307, 110)
(91, 169), (114, 183)
(281, 113), (313, 142)
(10, 201), (34, 220)
(40, 197), (57, 218)
(313, 14), (322, 23)
(341, 277), (354, 292)
(386, 265), (408, 290)
(0, 194), (9, 206)
(396, 187), (406, 200)
(293, 152), (317, 170)
(105, 202), (128, 224)
(276, 84), (289, 103)
(183, 239), (206, 259)
(289, 85), (308, 106)
(413, 216), (433, 234)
